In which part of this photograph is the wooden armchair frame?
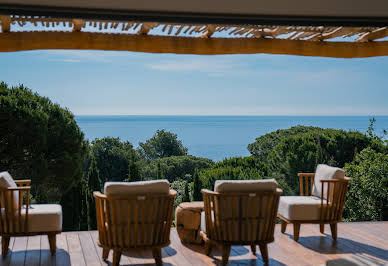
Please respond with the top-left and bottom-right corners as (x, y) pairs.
(278, 173), (350, 241)
(201, 188), (282, 266)
(0, 180), (59, 256)
(94, 189), (176, 266)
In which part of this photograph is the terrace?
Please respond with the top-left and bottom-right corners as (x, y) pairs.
(1, 222), (387, 266)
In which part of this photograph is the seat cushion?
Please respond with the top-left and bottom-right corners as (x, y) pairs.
(278, 196), (323, 221)
(23, 204), (62, 232)
(104, 179), (170, 197)
(312, 164), (345, 199)
(0, 171), (19, 210)
(214, 179), (278, 193)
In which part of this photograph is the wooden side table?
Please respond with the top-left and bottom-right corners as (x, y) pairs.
(175, 201), (204, 244)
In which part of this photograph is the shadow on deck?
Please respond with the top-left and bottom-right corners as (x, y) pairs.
(0, 222), (387, 266)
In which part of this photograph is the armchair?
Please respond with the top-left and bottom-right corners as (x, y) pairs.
(278, 164), (350, 241)
(0, 171), (62, 256)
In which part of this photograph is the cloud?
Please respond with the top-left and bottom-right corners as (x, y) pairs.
(42, 50), (140, 63)
(146, 57), (245, 76)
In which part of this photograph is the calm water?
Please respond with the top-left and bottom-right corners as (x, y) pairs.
(75, 116), (388, 161)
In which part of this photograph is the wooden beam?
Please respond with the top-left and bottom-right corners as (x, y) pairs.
(0, 15), (11, 32)
(356, 27), (388, 42)
(1, 31), (388, 58)
(72, 19), (83, 32)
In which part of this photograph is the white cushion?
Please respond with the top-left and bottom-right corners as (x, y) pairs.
(0, 171), (19, 210)
(278, 196), (323, 221)
(23, 204), (62, 232)
(214, 179), (278, 193)
(312, 164), (345, 199)
(104, 179), (170, 197)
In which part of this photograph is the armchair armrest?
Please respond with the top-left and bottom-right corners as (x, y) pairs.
(15, 179), (31, 186)
(8, 186), (31, 191)
(298, 173), (315, 196)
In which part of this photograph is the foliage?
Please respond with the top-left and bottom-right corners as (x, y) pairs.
(126, 154), (141, 182)
(199, 156), (269, 190)
(90, 137), (135, 183)
(170, 179), (187, 208)
(140, 155), (213, 182)
(192, 170), (202, 201)
(0, 82), (88, 230)
(183, 181), (190, 202)
(86, 156), (101, 229)
(266, 129), (372, 195)
(343, 147), (388, 221)
(138, 129), (188, 160)
(247, 126), (320, 160)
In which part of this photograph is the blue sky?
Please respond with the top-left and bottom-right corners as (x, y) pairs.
(1, 49), (388, 115)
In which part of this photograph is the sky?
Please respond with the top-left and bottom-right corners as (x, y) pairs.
(1, 48), (388, 116)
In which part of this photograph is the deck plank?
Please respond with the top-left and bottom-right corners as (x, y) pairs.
(0, 222), (386, 266)
(0, 237), (15, 266)
(25, 235), (41, 266)
(56, 233), (71, 266)
(9, 236), (27, 266)
(40, 235), (56, 266)
(66, 232), (86, 266)
(78, 231), (101, 266)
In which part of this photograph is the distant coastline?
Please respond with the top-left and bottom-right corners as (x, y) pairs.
(75, 115), (388, 161)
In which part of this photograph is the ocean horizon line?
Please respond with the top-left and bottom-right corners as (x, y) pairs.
(75, 114), (388, 117)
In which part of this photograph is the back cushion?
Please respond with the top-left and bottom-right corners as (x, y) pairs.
(0, 171), (19, 211)
(312, 164), (345, 199)
(104, 179), (170, 197)
(214, 179), (278, 193)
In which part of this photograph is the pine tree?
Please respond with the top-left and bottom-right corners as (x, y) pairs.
(157, 162), (163, 179)
(192, 170), (202, 201)
(86, 156), (102, 230)
(127, 154), (141, 182)
(79, 179), (89, 231)
(183, 181), (190, 202)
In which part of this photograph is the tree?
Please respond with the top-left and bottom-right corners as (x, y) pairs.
(126, 154), (141, 182)
(192, 170), (202, 201)
(86, 156), (101, 229)
(199, 156), (268, 190)
(90, 137), (135, 183)
(266, 128), (372, 195)
(247, 126), (320, 160)
(157, 162), (163, 179)
(343, 148), (388, 221)
(140, 155), (213, 182)
(138, 129), (188, 160)
(182, 181), (190, 202)
(0, 82), (87, 230)
(60, 180), (85, 231)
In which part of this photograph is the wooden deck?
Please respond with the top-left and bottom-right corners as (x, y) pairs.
(0, 222), (387, 266)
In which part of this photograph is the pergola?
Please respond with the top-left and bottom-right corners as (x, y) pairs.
(0, 0), (388, 58)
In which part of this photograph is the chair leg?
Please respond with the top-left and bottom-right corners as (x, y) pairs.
(320, 223), (325, 234)
(293, 223), (301, 242)
(281, 220), (287, 233)
(250, 244), (256, 255)
(47, 233), (56, 255)
(102, 248), (110, 260)
(221, 244), (231, 266)
(1, 236), (10, 257)
(112, 250), (122, 266)
(259, 243), (269, 266)
(204, 239), (212, 256)
(330, 223), (338, 241)
(152, 247), (163, 266)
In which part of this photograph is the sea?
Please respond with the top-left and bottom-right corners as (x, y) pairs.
(75, 116), (388, 161)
